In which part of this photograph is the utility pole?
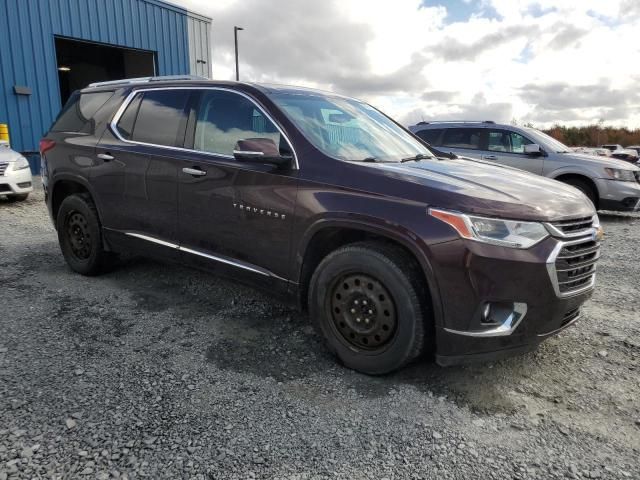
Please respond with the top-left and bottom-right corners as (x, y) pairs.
(234, 26), (244, 81)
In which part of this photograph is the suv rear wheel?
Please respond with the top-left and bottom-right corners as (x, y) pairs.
(308, 241), (428, 375)
(56, 193), (115, 276)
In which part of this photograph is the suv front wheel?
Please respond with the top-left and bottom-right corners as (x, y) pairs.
(56, 193), (115, 276)
(309, 242), (428, 375)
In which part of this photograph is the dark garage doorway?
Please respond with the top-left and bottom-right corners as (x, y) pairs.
(55, 36), (156, 104)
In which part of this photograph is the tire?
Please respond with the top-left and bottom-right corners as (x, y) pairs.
(308, 241), (429, 375)
(56, 193), (115, 276)
(563, 178), (597, 207)
(6, 194), (28, 202)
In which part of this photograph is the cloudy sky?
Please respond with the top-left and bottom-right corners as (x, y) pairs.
(177, 0), (640, 128)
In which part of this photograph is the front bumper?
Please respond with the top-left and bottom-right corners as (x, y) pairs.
(430, 234), (596, 366)
(594, 178), (640, 212)
(0, 166), (34, 196)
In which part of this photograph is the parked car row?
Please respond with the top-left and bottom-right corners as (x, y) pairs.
(0, 140), (33, 201)
(409, 121), (640, 212)
(38, 77), (627, 374)
(576, 144), (640, 164)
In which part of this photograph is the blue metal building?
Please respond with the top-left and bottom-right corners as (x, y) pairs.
(0, 0), (212, 169)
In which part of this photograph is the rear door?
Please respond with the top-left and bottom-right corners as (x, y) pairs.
(93, 88), (192, 255)
(439, 127), (485, 159)
(176, 88), (298, 287)
(482, 129), (542, 174)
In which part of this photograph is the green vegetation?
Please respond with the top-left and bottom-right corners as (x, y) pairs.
(541, 125), (640, 147)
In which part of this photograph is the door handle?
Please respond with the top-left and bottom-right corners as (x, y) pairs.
(483, 155), (498, 160)
(182, 167), (207, 177)
(97, 153), (114, 161)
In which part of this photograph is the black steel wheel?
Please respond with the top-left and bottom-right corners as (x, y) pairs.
(65, 211), (92, 260)
(56, 193), (116, 276)
(309, 241), (429, 375)
(329, 273), (397, 351)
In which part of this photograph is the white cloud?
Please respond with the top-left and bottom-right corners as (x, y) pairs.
(178, 0), (640, 128)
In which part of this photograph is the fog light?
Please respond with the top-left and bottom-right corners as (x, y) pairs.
(17, 182), (31, 188)
(481, 303), (492, 323)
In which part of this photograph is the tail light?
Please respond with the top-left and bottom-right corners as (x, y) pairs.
(39, 138), (56, 155)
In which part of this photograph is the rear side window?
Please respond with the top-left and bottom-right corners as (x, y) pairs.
(415, 128), (443, 145)
(193, 90), (281, 156)
(115, 94), (142, 140)
(51, 91), (114, 133)
(441, 128), (482, 150)
(116, 90), (191, 147)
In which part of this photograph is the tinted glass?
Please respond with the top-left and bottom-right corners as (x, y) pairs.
(441, 128), (482, 150)
(193, 90), (281, 156)
(488, 130), (534, 153)
(115, 94), (142, 140)
(131, 90), (190, 147)
(51, 91), (114, 133)
(269, 92), (433, 162)
(415, 129), (443, 145)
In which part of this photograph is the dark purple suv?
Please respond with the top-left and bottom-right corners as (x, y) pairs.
(41, 77), (602, 374)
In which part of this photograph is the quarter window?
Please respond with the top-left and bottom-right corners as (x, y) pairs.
(193, 90), (281, 156)
(51, 91), (114, 133)
(488, 130), (534, 154)
(441, 128), (482, 150)
(117, 90), (191, 147)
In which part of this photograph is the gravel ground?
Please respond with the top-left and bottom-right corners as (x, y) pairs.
(1, 182), (639, 479)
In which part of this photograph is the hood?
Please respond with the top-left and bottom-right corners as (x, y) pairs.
(366, 158), (595, 222)
(561, 152), (640, 170)
(0, 144), (22, 162)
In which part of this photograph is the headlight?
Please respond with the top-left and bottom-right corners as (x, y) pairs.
(429, 208), (549, 249)
(604, 168), (636, 182)
(13, 156), (30, 171)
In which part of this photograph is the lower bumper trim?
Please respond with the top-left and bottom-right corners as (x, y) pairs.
(436, 342), (539, 367)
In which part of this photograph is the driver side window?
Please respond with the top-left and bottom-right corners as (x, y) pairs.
(193, 90), (281, 157)
(488, 130), (533, 154)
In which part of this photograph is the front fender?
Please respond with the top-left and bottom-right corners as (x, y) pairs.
(295, 213), (445, 328)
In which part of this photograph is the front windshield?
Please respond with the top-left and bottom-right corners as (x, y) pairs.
(268, 91), (432, 162)
(523, 128), (572, 153)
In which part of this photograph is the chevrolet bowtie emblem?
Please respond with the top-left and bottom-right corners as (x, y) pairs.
(594, 226), (604, 242)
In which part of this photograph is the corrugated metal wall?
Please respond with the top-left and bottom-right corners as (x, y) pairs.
(0, 0), (211, 156)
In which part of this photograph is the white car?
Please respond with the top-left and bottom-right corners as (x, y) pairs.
(0, 141), (33, 201)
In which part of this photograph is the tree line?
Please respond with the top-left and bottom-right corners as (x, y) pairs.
(540, 125), (640, 147)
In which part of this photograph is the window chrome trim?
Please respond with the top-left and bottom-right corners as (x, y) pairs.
(444, 302), (527, 337)
(109, 86), (299, 169)
(123, 232), (287, 281)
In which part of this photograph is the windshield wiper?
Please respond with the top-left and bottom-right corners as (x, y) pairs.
(400, 153), (433, 163)
(360, 157), (395, 163)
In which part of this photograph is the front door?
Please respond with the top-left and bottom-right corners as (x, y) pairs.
(177, 88), (298, 287)
(482, 129), (543, 174)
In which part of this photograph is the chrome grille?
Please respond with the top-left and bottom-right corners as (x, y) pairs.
(0, 162), (8, 176)
(555, 240), (599, 294)
(547, 217), (600, 297)
(546, 216), (594, 237)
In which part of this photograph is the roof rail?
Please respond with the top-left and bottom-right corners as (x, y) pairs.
(417, 120), (495, 125)
(87, 75), (208, 88)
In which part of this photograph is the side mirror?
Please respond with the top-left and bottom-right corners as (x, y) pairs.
(233, 138), (292, 167)
(524, 143), (542, 155)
